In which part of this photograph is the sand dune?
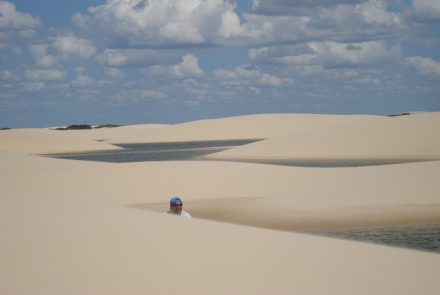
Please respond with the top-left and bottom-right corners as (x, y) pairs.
(205, 112), (440, 163)
(2, 190), (440, 295)
(105, 113), (378, 144)
(2, 150), (439, 229)
(0, 128), (121, 154)
(0, 124), (168, 155)
(62, 123), (168, 142)
(1, 112), (440, 294)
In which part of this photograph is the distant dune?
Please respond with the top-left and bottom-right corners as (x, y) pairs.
(204, 112), (440, 163)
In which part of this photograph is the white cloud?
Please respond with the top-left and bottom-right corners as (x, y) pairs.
(140, 90), (166, 99)
(250, 41), (401, 68)
(309, 0), (402, 38)
(408, 56), (440, 78)
(243, 0), (402, 47)
(27, 35), (97, 69)
(182, 79), (207, 97)
(72, 0), (404, 50)
(0, 1), (40, 30)
(75, 0), (241, 47)
(71, 67), (94, 87)
(29, 44), (59, 68)
(109, 88), (166, 104)
(97, 49), (180, 67)
(1, 69), (14, 80)
(358, 0), (401, 25)
(259, 73), (293, 86)
(252, 0), (363, 16)
(0, 1), (40, 48)
(104, 68), (124, 79)
(24, 69), (65, 81)
(143, 54), (203, 79)
(214, 64), (293, 87)
(23, 81), (46, 91)
(53, 35), (97, 60)
(411, 0), (440, 22)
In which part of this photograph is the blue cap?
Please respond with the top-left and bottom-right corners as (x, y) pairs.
(170, 196), (183, 206)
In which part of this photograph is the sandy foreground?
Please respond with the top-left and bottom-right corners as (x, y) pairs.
(1, 112), (440, 294)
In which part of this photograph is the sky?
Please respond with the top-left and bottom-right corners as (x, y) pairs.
(1, 0), (439, 128)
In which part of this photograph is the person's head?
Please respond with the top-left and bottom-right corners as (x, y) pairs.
(169, 196), (183, 215)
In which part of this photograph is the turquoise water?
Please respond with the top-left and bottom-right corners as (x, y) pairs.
(304, 224), (440, 253)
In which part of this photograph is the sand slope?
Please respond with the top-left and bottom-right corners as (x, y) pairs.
(0, 124), (168, 154)
(105, 113), (378, 144)
(205, 112), (440, 162)
(2, 190), (440, 295)
(2, 151), (440, 230)
(0, 128), (121, 154)
(61, 124), (168, 142)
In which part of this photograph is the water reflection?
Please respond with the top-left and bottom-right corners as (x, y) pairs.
(303, 224), (440, 253)
(50, 139), (261, 163)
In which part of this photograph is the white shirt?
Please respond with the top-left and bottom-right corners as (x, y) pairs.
(165, 210), (192, 218)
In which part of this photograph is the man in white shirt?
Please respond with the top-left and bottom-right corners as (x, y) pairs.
(165, 196), (191, 218)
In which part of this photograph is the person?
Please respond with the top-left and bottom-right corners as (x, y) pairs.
(165, 196), (191, 218)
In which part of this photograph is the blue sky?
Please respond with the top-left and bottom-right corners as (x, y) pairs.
(1, 0), (439, 127)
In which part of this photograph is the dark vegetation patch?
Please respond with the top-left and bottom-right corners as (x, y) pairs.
(55, 124), (123, 130)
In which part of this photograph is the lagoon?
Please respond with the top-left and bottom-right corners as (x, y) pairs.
(49, 139), (260, 163)
(49, 139), (410, 167)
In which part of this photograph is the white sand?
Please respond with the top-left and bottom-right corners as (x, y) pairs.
(61, 123), (168, 142)
(0, 124), (168, 155)
(0, 128), (121, 154)
(205, 112), (440, 162)
(104, 113), (378, 144)
(1, 113), (440, 294)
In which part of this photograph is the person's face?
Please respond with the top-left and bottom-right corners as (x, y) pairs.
(170, 203), (183, 215)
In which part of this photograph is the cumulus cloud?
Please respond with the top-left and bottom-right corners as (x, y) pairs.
(182, 78), (207, 97)
(71, 67), (94, 87)
(27, 34), (96, 69)
(239, 0), (402, 46)
(410, 0), (440, 22)
(259, 72), (294, 86)
(23, 81), (46, 91)
(250, 41), (401, 68)
(307, 0), (402, 41)
(143, 54), (203, 79)
(1, 69), (14, 80)
(24, 69), (65, 81)
(104, 67), (124, 79)
(110, 89), (166, 104)
(0, 1), (40, 47)
(71, 0), (404, 49)
(0, 1), (40, 30)
(97, 49), (180, 67)
(139, 90), (166, 99)
(408, 56), (440, 78)
(214, 64), (294, 87)
(252, 0), (363, 16)
(357, 0), (401, 25)
(73, 0), (242, 47)
(29, 44), (59, 68)
(53, 35), (97, 60)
